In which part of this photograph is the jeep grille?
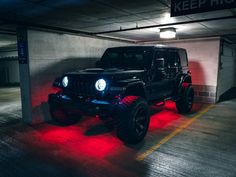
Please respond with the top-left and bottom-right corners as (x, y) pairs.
(65, 77), (95, 96)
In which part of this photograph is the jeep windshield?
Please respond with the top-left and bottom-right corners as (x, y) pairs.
(99, 48), (153, 69)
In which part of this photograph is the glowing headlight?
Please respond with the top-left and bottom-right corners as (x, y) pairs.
(62, 76), (69, 87)
(95, 79), (106, 91)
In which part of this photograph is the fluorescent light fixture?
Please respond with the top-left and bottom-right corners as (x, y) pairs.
(160, 27), (176, 39)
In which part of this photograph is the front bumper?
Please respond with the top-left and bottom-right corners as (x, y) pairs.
(48, 93), (117, 116)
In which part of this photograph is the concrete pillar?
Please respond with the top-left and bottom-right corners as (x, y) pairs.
(234, 49), (236, 87)
(16, 26), (32, 123)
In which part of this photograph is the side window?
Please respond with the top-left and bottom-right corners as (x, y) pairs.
(179, 50), (188, 67)
(144, 50), (153, 67)
(169, 51), (180, 67)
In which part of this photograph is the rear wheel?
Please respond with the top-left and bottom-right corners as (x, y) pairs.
(49, 105), (81, 125)
(176, 84), (194, 113)
(115, 96), (150, 144)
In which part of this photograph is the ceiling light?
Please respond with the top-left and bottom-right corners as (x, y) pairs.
(160, 27), (176, 39)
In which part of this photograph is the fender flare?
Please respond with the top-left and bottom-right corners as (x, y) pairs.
(176, 74), (192, 96)
(123, 81), (147, 99)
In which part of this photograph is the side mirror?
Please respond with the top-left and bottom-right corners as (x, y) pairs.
(53, 77), (62, 87)
(154, 58), (165, 71)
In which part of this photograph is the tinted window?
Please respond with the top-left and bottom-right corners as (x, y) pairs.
(169, 51), (180, 67)
(155, 50), (168, 67)
(100, 48), (153, 69)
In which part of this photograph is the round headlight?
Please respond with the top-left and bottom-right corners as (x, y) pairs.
(95, 79), (106, 91)
(62, 76), (69, 87)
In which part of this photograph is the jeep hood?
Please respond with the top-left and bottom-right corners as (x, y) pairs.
(65, 68), (145, 80)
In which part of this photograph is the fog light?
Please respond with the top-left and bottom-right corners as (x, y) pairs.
(62, 76), (69, 87)
(95, 79), (106, 91)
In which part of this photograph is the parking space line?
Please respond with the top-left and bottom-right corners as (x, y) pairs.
(136, 104), (214, 161)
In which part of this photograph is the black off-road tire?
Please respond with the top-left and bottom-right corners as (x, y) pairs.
(49, 105), (81, 125)
(176, 84), (194, 114)
(115, 96), (150, 144)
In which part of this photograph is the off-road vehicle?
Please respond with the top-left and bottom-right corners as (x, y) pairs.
(48, 46), (194, 144)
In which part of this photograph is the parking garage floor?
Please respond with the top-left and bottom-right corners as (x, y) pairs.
(0, 87), (236, 177)
(0, 87), (21, 125)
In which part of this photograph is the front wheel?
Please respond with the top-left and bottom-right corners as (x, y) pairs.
(115, 96), (150, 144)
(176, 84), (194, 114)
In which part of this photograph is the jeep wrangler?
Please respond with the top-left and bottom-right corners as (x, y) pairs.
(48, 46), (194, 144)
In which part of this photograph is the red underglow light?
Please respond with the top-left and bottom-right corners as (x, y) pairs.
(149, 101), (181, 131)
(52, 86), (62, 93)
(182, 82), (190, 88)
(38, 117), (123, 159)
(149, 111), (181, 131)
(14, 99), (194, 177)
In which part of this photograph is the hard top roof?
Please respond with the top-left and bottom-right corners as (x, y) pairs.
(106, 45), (186, 51)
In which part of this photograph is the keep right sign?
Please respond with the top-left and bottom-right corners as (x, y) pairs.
(171, 0), (236, 17)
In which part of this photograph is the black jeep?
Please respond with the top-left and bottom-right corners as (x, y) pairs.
(48, 46), (194, 144)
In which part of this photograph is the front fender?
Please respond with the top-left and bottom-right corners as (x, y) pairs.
(108, 78), (147, 99)
(123, 80), (147, 99)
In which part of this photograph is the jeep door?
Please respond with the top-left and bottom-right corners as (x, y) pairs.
(166, 50), (182, 95)
(148, 50), (170, 100)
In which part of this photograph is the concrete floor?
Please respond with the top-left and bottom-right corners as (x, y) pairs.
(0, 87), (236, 177)
(0, 87), (21, 125)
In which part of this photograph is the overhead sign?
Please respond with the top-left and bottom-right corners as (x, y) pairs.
(171, 0), (236, 17)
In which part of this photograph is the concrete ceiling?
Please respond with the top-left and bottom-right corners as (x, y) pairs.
(0, 0), (236, 46)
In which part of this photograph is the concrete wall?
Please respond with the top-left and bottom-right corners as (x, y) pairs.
(0, 59), (20, 85)
(0, 50), (18, 58)
(233, 48), (236, 88)
(27, 30), (129, 123)
(0, 50), (19, 85)
(217, 43), (236, 101)
(147, 37), (221, 103)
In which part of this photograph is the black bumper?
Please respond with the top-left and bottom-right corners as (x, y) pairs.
(48, 93), (116, 116)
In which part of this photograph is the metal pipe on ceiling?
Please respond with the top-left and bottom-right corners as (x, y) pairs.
(94, 15), (236, 35)
(1, 15), (236, 43)
(0, 18), (92, 35)
(27, 23), (92, 36)
(0, 19), (134, 42)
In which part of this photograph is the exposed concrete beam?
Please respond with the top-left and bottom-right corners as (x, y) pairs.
(94, 15), (236, 34)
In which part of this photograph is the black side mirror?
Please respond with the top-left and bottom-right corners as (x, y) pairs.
(154, 58), (165, 71)
(53, 77), (62, 87)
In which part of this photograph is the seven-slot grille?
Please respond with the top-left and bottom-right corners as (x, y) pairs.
(66, 77), (96, 96)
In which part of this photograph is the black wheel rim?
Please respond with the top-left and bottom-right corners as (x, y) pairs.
(187, 89), (194, 108)
(134, 107), (148, 136)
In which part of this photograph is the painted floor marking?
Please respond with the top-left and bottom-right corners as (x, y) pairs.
(136, 104), (214, 161)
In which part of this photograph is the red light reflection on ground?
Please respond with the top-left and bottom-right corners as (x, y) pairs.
(17, 119), (138, 177)
(37, 101), (181, 159)
(149, 101), (181, 131)
(38, 117), (123, 159)
(15, 100), (191, 177)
